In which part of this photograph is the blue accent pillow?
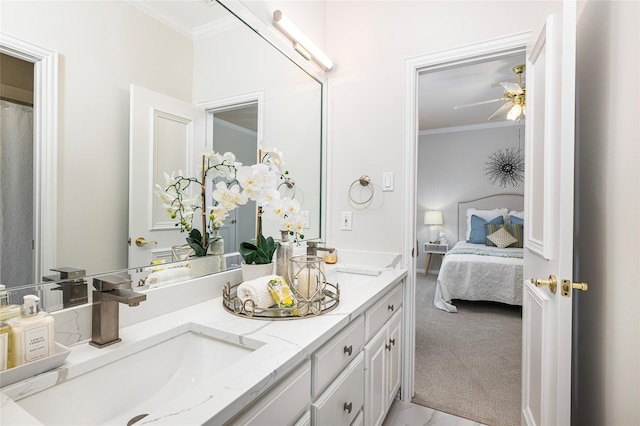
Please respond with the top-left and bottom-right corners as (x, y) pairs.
(509, 215), (524, 225)
(468, 214), (504, 244)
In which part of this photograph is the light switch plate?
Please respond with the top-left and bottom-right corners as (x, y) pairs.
(300, 211), (310, 229)
(341, 211), (352, 231)
(383, 172), (394, 191)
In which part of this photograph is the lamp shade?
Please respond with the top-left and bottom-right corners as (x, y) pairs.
(424, 211), (443, 225)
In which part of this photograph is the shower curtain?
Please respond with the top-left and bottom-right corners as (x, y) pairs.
(0, 99), (34, 286)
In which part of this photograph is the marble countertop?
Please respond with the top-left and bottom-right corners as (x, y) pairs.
(1, 266), (407, 425)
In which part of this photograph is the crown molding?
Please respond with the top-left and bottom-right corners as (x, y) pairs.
(419, 119), (523, 136)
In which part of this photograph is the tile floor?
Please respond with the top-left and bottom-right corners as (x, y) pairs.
(383, 400), (487, 426)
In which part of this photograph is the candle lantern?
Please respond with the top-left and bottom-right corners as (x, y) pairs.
(287, 255), (327, 315)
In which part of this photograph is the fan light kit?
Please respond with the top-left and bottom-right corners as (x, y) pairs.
(454, 64), (526, 122)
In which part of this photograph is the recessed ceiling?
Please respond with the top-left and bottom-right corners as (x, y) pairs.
(419, 52), (526, 131)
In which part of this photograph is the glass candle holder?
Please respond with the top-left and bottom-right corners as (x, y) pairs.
(287, 255), (327, 305)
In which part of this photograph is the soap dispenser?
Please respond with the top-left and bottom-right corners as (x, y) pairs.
(0, 285), (20, 321)
(7, 295), (55, 367)
(0, 285), (20, 371)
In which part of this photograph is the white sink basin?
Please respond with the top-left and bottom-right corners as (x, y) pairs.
(16, 323), (263, 425)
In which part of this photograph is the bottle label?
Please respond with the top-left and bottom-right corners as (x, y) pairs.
(23, 325), (50, 362)
(0, 332), (7, 370)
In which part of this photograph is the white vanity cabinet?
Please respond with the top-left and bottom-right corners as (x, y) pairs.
(364, 285), (403, 426)
(227, 278), (404, 426)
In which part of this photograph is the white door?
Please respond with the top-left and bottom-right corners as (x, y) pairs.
(521, 3), (585, 425)
(128, 85), (205, 268)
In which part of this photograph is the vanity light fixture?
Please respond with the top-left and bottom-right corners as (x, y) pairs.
(273, 10), (334, 72)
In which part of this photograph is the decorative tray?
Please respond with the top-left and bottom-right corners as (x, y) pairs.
(1, 342), (70, 387)
(222, 282), (340, 320)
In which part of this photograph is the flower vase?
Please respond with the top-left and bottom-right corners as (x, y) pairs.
(208, 228), (226, 273)
(241, 262), (274, 282)
(275, 230), (292, 278)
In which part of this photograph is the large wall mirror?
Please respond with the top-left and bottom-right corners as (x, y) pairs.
(0, 0), (324, 312)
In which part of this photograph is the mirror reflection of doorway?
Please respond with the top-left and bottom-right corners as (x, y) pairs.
(210, 103), (258, 269)
(0, 53), (35, 287)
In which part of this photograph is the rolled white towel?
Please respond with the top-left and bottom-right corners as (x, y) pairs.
(146, 266), (192, 288)
(237, 275), (279, 309)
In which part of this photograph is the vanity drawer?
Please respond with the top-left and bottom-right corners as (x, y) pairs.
(311, 353), (364, 426)
(365, 284), (402, 339)
(312, 315), (365, 396)
(230, 360), (311, 425)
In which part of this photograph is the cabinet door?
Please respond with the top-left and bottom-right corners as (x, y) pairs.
(364, 326), (387, 426)
(386, 309), (402, 407)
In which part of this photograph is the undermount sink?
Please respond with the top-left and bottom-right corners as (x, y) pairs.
(15, 323), (264, 425)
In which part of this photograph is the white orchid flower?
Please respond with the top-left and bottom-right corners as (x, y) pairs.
(264, 198), (286, 221)
(283, 198), (300, 215)
(213, 181), (246, 210)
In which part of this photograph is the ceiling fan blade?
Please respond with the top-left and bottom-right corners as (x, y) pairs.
(453, 98), (506, 110)
(499, 81), (524, 95)
(488, 102), (514, 120)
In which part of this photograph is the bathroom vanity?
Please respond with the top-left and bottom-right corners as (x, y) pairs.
(0, 265), (407, 425)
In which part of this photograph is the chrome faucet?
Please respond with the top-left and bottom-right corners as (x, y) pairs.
(306, 241), (335, 257)
(90, 275), (146, 348)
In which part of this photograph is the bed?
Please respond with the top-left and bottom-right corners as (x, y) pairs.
(433, 194), (524, 313)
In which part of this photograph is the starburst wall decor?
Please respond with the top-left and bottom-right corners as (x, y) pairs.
(484, 147), (525, 188)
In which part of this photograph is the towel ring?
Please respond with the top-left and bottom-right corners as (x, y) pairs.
(349, 175), (374, 205)
(278, 177), (296, 198)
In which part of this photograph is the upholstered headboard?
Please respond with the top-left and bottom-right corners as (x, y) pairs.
(458, 194), (524, 241)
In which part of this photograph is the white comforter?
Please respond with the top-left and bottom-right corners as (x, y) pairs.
(434, 241), (523, 313)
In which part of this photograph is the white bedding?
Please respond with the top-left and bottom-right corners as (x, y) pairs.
(434, 241), (523, 313)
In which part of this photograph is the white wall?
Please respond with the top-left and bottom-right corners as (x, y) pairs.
(193, 21), (323, 240)
(574, 0), (640, 423)
(323, 1), (553, 252)
(417, 125), (524, 272)
(1, 1), (193, 274)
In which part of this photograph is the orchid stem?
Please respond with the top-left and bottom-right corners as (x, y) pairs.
(201, 155), (206, 249)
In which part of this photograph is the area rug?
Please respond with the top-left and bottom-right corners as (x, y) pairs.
(412, 274), (522, 426)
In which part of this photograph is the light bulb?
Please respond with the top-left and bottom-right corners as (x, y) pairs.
(507, 104), (523, 121)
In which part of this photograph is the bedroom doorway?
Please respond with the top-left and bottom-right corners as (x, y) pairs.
(403, 32), (531, 425)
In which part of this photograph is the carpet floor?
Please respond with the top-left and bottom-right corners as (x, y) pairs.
(412, 274), (522, 426)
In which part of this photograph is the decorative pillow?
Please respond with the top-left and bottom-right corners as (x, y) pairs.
(465, 208), (508, 240)
(486, 226), (518, 249)
(485, 224), (524, 248)
(468, 215), (504, 244)
(509, 215), (524, 225)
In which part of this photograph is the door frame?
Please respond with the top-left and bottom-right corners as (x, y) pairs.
(0, 33), (58, 282)
(199, 91), (264, 262)
(401, 31), (531, 401)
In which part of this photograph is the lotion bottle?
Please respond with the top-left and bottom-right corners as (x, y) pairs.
(0, 320), (9, 371)
(0, 285), (20, 321)
(7, 295), (55, 367)
(0, 285), (20, 370)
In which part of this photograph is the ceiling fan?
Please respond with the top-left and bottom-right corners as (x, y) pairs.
(454, 64), (526, 121)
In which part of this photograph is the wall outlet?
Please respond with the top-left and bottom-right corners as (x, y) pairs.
(300, 211), (310, 229)
(341, 211), (352, 231)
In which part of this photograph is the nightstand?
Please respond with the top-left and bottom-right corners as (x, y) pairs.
(424, 242), (448, 276)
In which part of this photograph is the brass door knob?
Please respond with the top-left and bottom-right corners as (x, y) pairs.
(135, 237), (157, 247)
(532, 275), (557, 294)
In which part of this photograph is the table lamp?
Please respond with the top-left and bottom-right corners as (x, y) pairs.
(424, 211), (443, 243)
